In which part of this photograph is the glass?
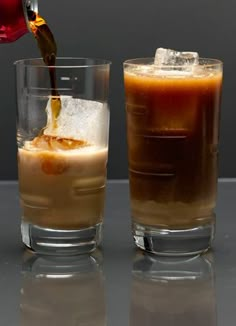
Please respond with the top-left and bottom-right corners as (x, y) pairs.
(124, 57), (223, 256)
(15, 58), (111, 255)
(130, 252), (216, 326)
(20, 251), (106, 326)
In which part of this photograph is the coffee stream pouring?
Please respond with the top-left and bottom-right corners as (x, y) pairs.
(0, 0), (60, 129)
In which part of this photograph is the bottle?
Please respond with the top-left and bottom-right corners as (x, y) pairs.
(0, 0), (38, 43)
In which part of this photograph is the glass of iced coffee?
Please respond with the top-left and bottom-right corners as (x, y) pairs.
(124, 48), (223, 256)
(15, 58), (111, 255)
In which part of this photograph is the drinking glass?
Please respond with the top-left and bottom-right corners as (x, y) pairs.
(124, 57), (223, 255)
(15, 57), (111, 255)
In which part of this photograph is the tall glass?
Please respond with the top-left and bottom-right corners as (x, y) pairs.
(15, 58), (111, 255)
(124, 58), (223, 255)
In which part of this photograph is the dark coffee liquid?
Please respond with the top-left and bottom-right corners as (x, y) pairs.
(24, 12), (90, 151)
(28, 12), (61, 129)
(124, 68), (222, 228)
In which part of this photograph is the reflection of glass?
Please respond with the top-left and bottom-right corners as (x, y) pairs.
(20, 252), (106, 326)
(130, 252), (216, 326)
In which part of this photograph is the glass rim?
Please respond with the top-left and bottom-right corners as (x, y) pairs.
(123, 57), (223, 68)
(14, 57), (112, 68)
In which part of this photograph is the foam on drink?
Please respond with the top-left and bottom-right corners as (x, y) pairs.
(126, 48), (218, 79)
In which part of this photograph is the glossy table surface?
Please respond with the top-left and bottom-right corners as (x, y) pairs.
(0, 179), (235, 326)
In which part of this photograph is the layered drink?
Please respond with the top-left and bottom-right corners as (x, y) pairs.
(16, 58), (110, 254)
(17, 95), (109, 231)
(124, 51), (222, 230)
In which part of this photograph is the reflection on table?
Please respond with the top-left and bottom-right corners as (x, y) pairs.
(130, 252), (216, 326)
(20, 251), (106, 326)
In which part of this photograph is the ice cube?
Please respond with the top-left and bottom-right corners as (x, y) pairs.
(154, 48), (199, 67)
(43, 96), (109, 145)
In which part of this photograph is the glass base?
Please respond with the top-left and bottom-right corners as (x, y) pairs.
(132, 222), (215, 256)
(21, 221), (102, 255)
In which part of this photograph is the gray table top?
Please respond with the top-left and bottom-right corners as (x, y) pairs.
(0, 180), (235, 326)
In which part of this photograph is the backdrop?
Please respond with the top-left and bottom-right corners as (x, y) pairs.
(0, 0), (233, 179)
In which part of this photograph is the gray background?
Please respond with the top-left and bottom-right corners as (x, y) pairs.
(0, 0), (233, 179)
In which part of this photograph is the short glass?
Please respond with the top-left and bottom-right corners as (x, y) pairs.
(15, 58), (111, 255)
(124, 57), (223, 256)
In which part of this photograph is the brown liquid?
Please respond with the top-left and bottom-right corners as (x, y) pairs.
(32, 134), (89, 151)
(28, 12), (61, 128)
(18, 14), (109, 230)
(124, 68), (222, 229)
(18, 137), (108, 229)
